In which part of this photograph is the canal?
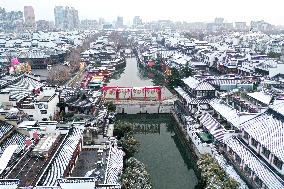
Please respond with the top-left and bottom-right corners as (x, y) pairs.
(108, 57), (172, 98)
(108, 58), (198, 189)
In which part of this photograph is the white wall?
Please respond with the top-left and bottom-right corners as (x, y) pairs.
(269, 63), (284, 78)
(22, 94), (59, 121)
(116, 104), (172, 114)
(0, 93), (9, 103)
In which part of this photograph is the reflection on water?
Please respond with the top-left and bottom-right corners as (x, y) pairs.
(131, 123), (160, 134)
(117, 114), (198, 189)
(108, 58), (172, 98)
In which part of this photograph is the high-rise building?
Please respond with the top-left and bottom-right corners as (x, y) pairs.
(99, 18), (105, 26)
(54, 6), (79, 30)
(250, 20), (273, 32)
(70, 7), (80, 28)
(80, 19), (98, 29)
(24, 6), (35, 28)
(36, 20), (51, 31)
(54, 6), (65, 29)
(0, 7), (23, 32)
(133, 16), (142, 28)
(235, 22), (247, 31)
(215, 17), (224, 24)
(116, 16), (123, 28)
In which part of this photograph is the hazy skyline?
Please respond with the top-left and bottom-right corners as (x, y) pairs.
(0, 0), (283, 25)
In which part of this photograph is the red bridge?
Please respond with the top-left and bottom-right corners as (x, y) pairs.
(101, 86), (162, 101)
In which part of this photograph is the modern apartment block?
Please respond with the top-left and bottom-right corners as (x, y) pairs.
(54, 6), (79, 30)
(24, 6), (35, 28)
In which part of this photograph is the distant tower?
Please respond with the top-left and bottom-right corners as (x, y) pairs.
(116, 16), (123, 28)
(214, 17), (224, 24)
(54, 6), (65, 29)
(54, 6), (79, 30)
(24, 6), (35, 28)
(133, 16), (142, 28)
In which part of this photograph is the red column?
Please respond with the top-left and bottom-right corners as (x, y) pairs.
(144, 87), (147, 101)
(157, 87), (161, 101)
(116, 87), (119, 101)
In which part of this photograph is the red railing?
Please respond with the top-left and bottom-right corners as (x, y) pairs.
(101, 86), (162, 101)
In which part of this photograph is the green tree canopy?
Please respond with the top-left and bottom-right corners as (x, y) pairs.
(119, 135), (140, 159)
(197, 154), (240, 189)
(267, 51), (281, 59)
(114, 121), (133, 140)
(105, 101), (116, 112)
(121, 157), (152, 189)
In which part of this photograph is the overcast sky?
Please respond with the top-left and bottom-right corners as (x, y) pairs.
(0, 0), (283, 25)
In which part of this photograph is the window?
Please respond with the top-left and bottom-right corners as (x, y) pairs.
(251, 138), (258, 148)
(197, 91), (203, 97)
(273, 157), (283, 170)
(262, 147), (270, 159)
(243, 131), (249, 140)
(40, 110), (47, 114)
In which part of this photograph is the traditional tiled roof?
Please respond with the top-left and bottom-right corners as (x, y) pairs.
(225, 137), (284, 189)
(41, 127), (83, 186)
(2, 76), (43, 102)
(174, 87), (214, 105)
(104, 146), (124, 185)
(247, 91), (273, 105)
(182, 77), (215, 91)
(210, 99), (258, 129)
(0, 121), (14, 140)
(199, 113), (226, 141)
(240, 113), (284, 162)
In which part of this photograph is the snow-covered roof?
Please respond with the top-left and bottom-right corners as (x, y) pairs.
(174, 87), (213, 105)
(199, 113), (226, 141)
(240, 113), (284, 162)
(0, 179), (20, 189)
(41, 127), (83, 186)
(2, 76), (43, 102)
(182, 77), (215, 91)
(0, 145), (18, 175)
(104, 146), (124, 185)
(247, 91), (273, 105)
(210, 100), (258, 129)
(225, 136), (284, 189)
(270, 102), (284, 116)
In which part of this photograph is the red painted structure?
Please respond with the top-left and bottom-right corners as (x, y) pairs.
(101, 86), (162, 101)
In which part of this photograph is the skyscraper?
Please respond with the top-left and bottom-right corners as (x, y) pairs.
(24, 6), (35, 28)
(71, 7), (79, 29)
(54, 6), (79, 30)
(0, 7), (23, 32)
(133, 16), (142, 28)
(116, 16), (123, 28)
(54, 6), (65, 29)
(215, 17), (224, 24)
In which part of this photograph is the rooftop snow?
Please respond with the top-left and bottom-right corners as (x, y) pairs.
(247, 91), (273, 105)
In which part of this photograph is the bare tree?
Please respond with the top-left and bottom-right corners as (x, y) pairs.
(47, 65), (69, 85)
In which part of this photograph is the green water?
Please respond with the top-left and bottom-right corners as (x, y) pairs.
(118, 114), (198, 189)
